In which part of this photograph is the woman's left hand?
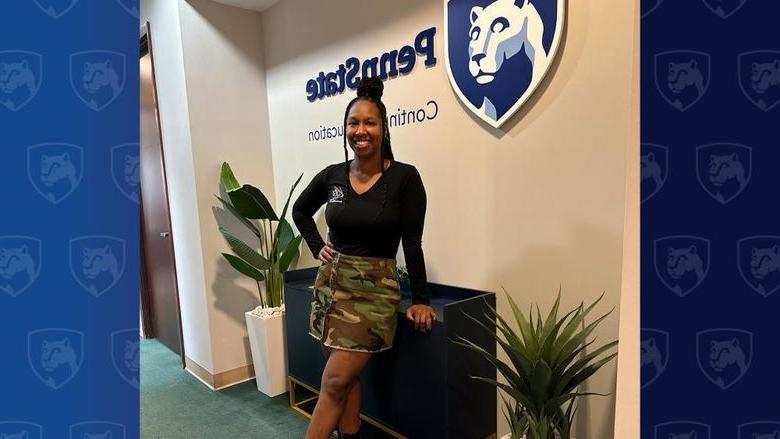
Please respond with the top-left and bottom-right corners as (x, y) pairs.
(406, 304), (437, 333)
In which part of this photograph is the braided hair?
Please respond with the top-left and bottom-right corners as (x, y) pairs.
(342, 77), (394, 177)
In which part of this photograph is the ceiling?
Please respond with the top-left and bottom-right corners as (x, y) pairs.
(209, 0), (282, 12)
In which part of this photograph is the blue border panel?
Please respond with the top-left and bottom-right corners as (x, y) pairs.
(1, 1), (139, 438)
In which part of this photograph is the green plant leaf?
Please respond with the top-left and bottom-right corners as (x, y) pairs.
(218, 227), (269, 269)
(279, 173), (303, 223)
(220, 162), (241, 191)
(222, 253), (265, 281)
(453, 336), (531, 396)
(559, 352), (618, 395)
(504, 288), (540, 355)
(275, 220), (294, 257)
(227, 184), (279, 221)
(471, 377), (537, 413)
(215, 195), (263, 240)
(278, 235), (302, 272)
(554, 340), (618, 395)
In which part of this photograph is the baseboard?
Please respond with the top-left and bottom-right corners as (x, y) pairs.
(184, 356), (256, 391)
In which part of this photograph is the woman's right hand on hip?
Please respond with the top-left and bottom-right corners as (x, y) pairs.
(318, 242), (336, 263)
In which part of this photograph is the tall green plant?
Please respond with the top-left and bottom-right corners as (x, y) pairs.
(453, 289), (618, 439)
(216, 162), (303, 309)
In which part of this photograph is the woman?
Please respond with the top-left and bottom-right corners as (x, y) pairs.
(292, 77), (436, 439)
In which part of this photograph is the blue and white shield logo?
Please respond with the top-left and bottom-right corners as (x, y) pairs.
(69, 236), (126, 297)
(641, 328), (669, 389)
(738, 51), (780, 112)
(445, 0), (565, 128)
(33, 0), (79, 19)
(116, 0), (140, 18)
(69, 421), (126, 439)
(654, 236), (710, 297)
(701, 0), (747, 18)
(641, 143), (669, 203)
(642, 0), (664, 18)
(27, 328), (84, 390)
(655, 421), (711, 439)
(738, 235), (780, 298)
(111, 143), (140, 204)
(111, 329), (140, 388)
(27, 143), (84, 205)
(0, 421), (43, 439)
(696, 143), (752, 204)
(70, 51), (126, 111)
(0, 51), (43, 112)
(738, 421), (780, 439)
(697, 328), (752, 390)
(0, 236), (42, 298)
(655, 51), (710, 111)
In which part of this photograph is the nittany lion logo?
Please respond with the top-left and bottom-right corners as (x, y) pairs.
(701, 0), (747, 18)
(739, 51), (780, 112)
(445, 0), (564, 128)
(111, 329), (140, 388)
(27, 328), (84, 390)
(696, 143), (752, 204)
(642, 0), (664, 18)
(654, 236), (710, 297)
(26, 143), (84, 204)
(32, 0), (79, 19)
(739, 422), (780, 439)
(0, 236), (42, 298)
(69, 236), (126, 297)
(69, 422), (126, 439)
(655, 51), (710, 111)
(111, 143), (140, 204)
(641, 143), (669, 203)
(738, 236), (780, 298)
(0, 422), (43, 439)
(0, 51), (42, 112)
(70, 51), (126, 111)
(655, 422), (711, 439)
(697, 328), (752, 389)
(641, 329), (669, 389)
(116, 0), (139, 18)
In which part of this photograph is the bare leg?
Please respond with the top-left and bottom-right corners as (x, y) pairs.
(319, 345), (362, 435)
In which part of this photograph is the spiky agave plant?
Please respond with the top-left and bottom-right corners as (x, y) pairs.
(453, 289), (618, 439)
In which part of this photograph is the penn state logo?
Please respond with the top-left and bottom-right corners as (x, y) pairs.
(738, 421), (780, 439)
(655, 421), (711, 439)
(70, 51), (126, 111)
(69, 422), (126, 439)
(111, 143), (140, 204)
(111, 329), (139, 388)
(0, 51), (42, 112)
(69, 236), (126, 297)
(116, 0), (139, 18)
(27, 143), (84, 205)
(697, 328), (752, 389)
(27, 328), (84, 390)
(701, 0), (747, 18)
(738, 51), (780, 112)
(445, 0), (564, 128)
(642, 0), (664, 18)
(0, 236), (42, 298)
(738, 235), (780, 298)
(33, 0), (79, 19)
(0, 421), (43, 439)
(641, 328), (669, 388)
(641, 143), (669, 203)
(654, 236), (710, 297)
(655, 51), (710, 111)
(696, 143), (752, 204)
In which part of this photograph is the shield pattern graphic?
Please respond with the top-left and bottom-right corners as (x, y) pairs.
(0, 421), (43, 439)
(27, 328), (84, 390)
(111, 329), (140, 388)
(642, 0), (664, 18)
(696, 143), (752, 204)
(655, 421), (711, 439)
(26, 143), (84, 205)
(655, 50), (711, 111)
(0, 51), (43, 112)
(738, 51), (780, 112)
(0, 235), (42, 298)
(697, 328), (753, 390)
(70, 51), (126, 111)
(641, 328), (669, 389)
(641, 143), (669, 203)
(445, 0), (565, 128)
(654, 236), (710, 297)
(738, 421), (780, 439)
(116, 0), (140, 18)
(738, 235), (780, 298)
(32, 0), (79, 19)
(701, 0), (747, 18)
(111, 143), (140, 204)
(69, 421), (126, 439)
(69, 236), (127, 297)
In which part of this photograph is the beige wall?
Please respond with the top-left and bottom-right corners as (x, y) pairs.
(261, 0), (638, 437)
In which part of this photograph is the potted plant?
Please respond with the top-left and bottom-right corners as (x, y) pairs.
(453, 289), (618, 439)
(216, 162), (303, 397)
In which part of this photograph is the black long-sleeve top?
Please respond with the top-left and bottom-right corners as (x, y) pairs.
(292, 161), (429, 305)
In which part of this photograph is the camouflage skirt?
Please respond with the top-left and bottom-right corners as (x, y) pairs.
(309, 252), (401, 353)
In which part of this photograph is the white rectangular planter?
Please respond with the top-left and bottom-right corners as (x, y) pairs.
(245, 311), (288, 397)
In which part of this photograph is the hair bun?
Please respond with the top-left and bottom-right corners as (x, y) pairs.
(356, 77), (384, 100)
